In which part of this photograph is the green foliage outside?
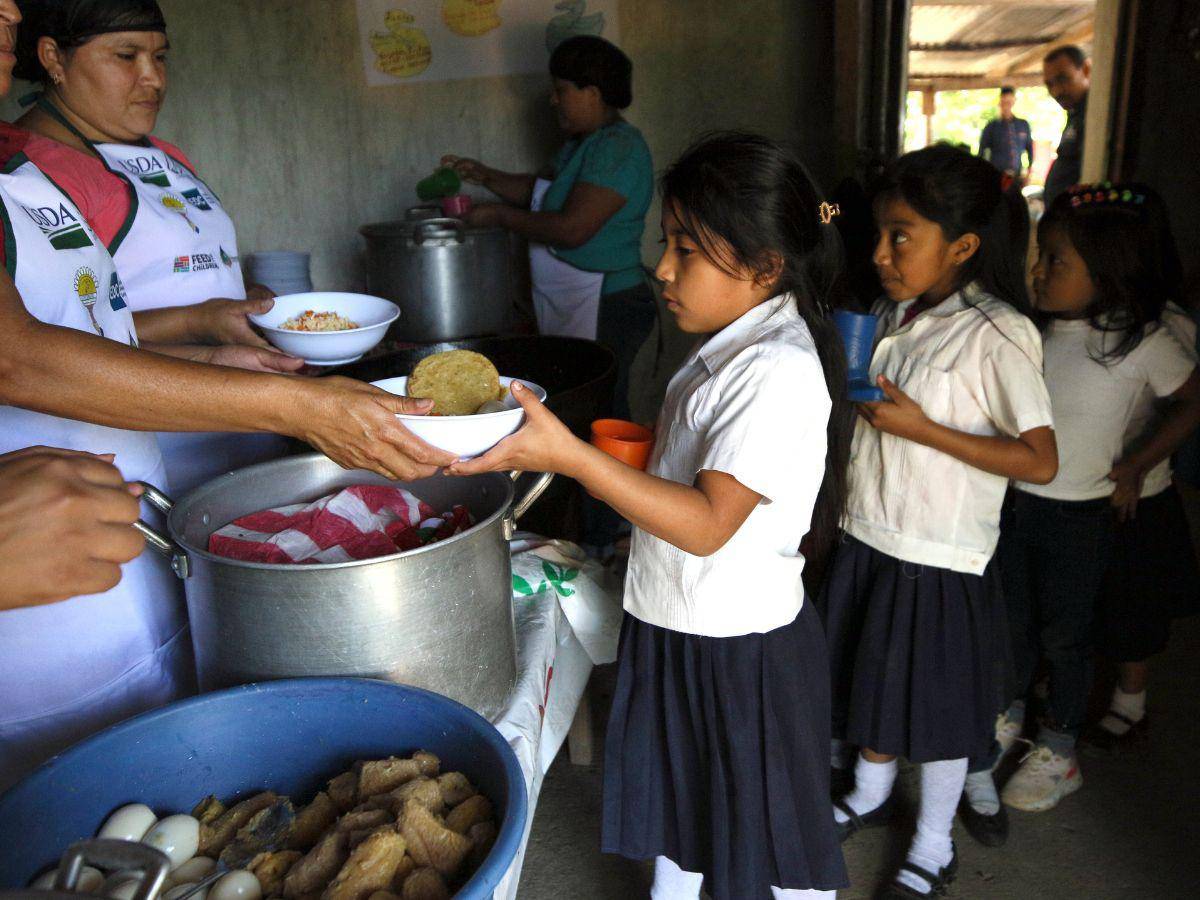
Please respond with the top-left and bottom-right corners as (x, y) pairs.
(904, 86), (1068, 184)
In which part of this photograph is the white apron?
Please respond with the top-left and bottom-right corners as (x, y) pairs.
(528, 177), (605, 340)
(0, 157), (193, 790)
(94, 140), (286, 493)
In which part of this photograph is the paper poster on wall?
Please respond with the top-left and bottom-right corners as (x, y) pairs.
(356, 0), (621, 86)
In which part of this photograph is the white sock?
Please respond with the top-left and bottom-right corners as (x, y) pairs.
(963, 769), (1000, 815)
(771, 888), (837, 899)
(895, 758), (965, 894)
(651, 856), (703, 900)
(1100, 687), (1146, 735)
(832, 755), (897, 823)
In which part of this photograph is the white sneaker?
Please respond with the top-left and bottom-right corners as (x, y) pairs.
(1001, 745), (1082, 812)
(990, 710), (1026, 772)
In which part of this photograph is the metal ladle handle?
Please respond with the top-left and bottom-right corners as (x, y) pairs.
(54, 840), (170, 900)
(133, 482), (191, 579)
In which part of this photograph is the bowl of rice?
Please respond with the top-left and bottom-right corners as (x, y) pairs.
(249, 291), (400, 365)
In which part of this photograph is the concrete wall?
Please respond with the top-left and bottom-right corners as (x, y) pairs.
(4, 0), (834, 291)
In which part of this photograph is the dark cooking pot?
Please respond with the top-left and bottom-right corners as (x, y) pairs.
(334, 335), (617, 540)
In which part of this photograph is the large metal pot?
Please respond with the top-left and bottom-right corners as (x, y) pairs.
(360, 218), (517, 342)
(135, 454), (552, 720)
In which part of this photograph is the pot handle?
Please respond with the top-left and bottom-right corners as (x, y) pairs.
(504, 471), (554, 539)
(132, 482), (191, 579)
(413, 217), (466, 245)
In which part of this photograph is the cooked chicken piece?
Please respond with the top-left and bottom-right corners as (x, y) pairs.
(283, 831), (349, 898)
(249, 850), (303, 896)
(199, 791), (278, 856)
(399, 868), (449, 900)
(375, 778), (444, 817)
(445, 794), (492, 834)
(191, 795), (225, 826)
(356, 753), (440, 799)
(435, 773), (475, 808)
(328, 772), (359, 812)
(321, 830), (406, 900)
(397, 801), (470, 878)
(335, 809), (392, 833)
(288, 792), (340, 852)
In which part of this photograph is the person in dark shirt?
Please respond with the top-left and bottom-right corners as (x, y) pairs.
(1043, 45), (1091, 204)
(979, 86), (1034, 183)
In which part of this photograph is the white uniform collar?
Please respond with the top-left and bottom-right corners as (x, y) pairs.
(692, 293), (801, 374)
(892, 281), (990, 330)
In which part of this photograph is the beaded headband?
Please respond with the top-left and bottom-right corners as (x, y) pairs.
(1067, 182), (1146, 209)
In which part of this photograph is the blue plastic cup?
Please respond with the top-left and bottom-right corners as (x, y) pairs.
(833, 309), (886, 402)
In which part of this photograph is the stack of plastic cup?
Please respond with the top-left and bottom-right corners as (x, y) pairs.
(833, 310), (886, 402)
(246, 251), (313, 296)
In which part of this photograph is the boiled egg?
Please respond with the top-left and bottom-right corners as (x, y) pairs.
(141, 814), (200, 869)
(207, 871), (261, 900)
(97, 803), (157, 841)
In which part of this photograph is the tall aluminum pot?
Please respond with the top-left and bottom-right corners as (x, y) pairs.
(360, 217), (516, 342)
(135, 453), (552, 720)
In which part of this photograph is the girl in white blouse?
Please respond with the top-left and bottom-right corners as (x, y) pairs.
(819, 146), (1057, 897)
(999, 184), (1200, 813)
(452, 132), (853, 899)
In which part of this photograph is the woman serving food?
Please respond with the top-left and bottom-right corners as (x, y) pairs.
(9, 0), (297, 490)
(442, 35), (653, 422)
(0, 0), (453, 793)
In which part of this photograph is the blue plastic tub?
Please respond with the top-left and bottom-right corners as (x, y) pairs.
(0, 678), (527, 898)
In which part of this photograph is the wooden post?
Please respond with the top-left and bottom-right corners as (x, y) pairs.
(924, 88), (936, 148)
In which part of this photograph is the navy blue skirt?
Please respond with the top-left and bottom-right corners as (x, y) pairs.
(819, 535), (1009, 763)
(1099, 485), (1200, 662)
(601, 603), (848, 898)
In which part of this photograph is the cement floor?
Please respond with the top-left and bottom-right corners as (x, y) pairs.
(517, 581), (1200, 897)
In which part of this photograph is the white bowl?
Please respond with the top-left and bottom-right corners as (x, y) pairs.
(249, 292), (400, 365)
(371, 375), (546, 458)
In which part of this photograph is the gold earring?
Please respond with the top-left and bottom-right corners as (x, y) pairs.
(51, 73), (62, 85)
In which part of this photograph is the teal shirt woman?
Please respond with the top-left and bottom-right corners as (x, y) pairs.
(444, 36), (655, 421)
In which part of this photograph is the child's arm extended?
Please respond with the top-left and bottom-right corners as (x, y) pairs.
(859, 375), (1058, 484)
(1109, 369), (1200, 520)
(447, 383), (762, 557)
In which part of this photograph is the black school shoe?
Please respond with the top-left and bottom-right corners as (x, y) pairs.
(876, 845), (959, 898)
(1079, 712), (1149, 756)
(834, 793), (896, 842)
(957, 796), (1009, 847)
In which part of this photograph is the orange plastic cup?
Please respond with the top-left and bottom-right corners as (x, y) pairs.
(590, 419), (654, 470)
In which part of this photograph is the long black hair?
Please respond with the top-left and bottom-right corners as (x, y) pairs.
(875, 143), (1032, 316)
(1039, 182), (1184, 361)
(660, 131), (853, 567)
(14, 0), (167, 82)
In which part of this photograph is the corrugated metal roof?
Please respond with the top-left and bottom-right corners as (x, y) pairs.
(909, 1), (1094, 87)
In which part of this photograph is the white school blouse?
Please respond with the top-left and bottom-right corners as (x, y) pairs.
(843, 284), (1054, 575)
(1129, 304), (1199, 498)
(623, 296), (832, 637)
(1016, 314), (1196, 501)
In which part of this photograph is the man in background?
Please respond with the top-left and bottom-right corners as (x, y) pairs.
(979, 86), (1034, 186)
(1043, 45), (1091, 204)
